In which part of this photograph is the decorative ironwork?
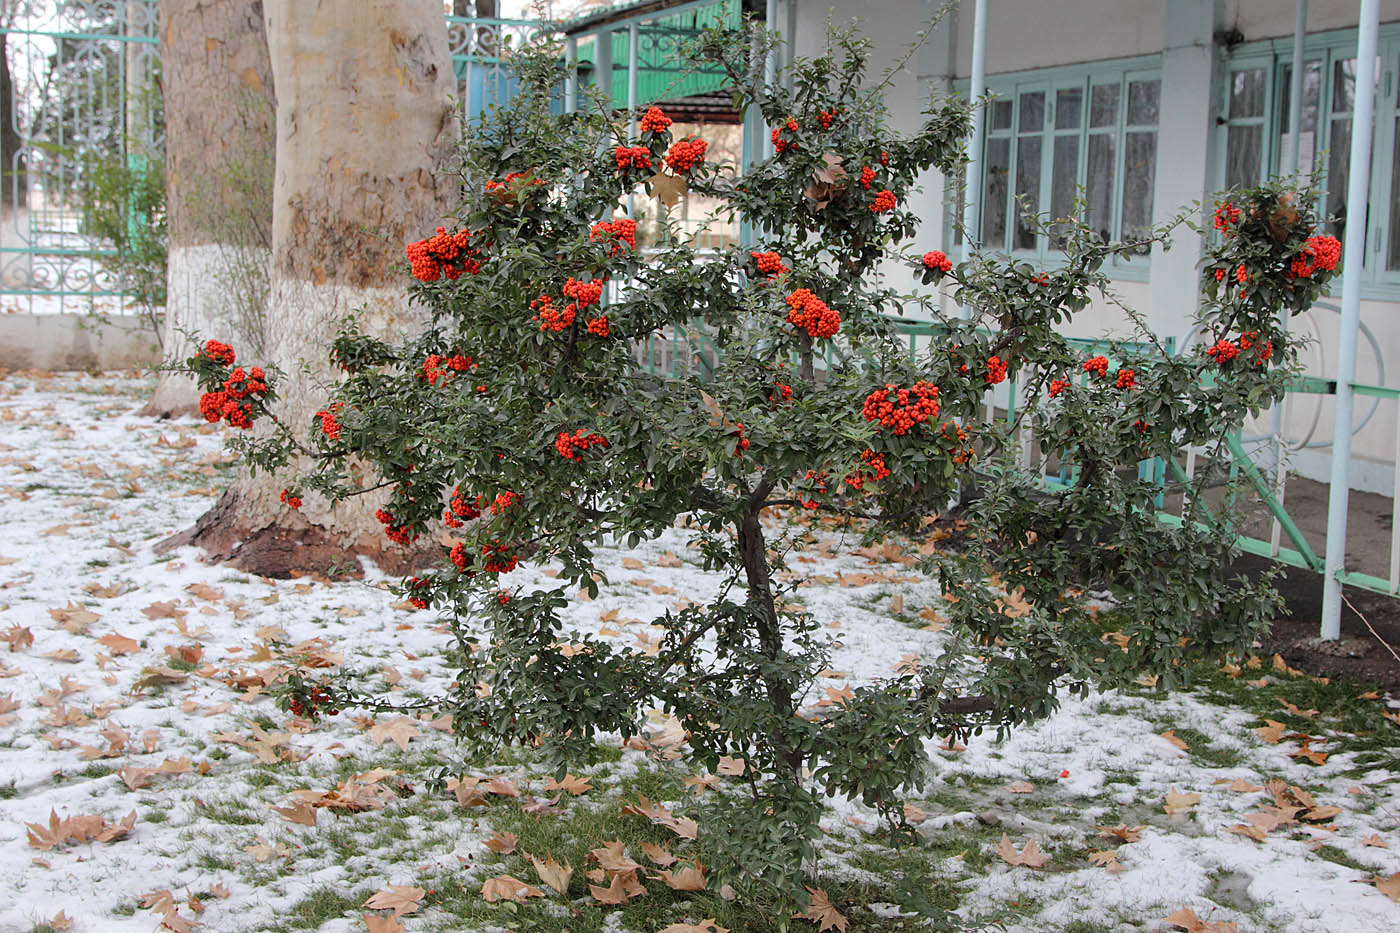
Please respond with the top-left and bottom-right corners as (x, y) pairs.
(1, 0), (159, 315)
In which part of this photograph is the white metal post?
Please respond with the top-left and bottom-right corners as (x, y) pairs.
(959, 0), (987, 320)
(1320, 0), (1380, 640)
(765, 0), (778, 159)
(627, 23), (639, 218)
(1271, 0), (1308, 558)
(564, 36), (578, 114)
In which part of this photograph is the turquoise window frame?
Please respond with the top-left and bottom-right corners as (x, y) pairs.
(1214, 24), (1400, 299)
(949, 54), (1162, 283)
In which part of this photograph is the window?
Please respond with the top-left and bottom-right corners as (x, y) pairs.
(953, 59), (1161, 270)
(1217, 27), (1400, 292)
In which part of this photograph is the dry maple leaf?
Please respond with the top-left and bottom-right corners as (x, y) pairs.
(1225, 778), (1262, 793)
(1163, 907), (1238, 932)
(49, 602), (99, 633)
(481, 875), (544, 904)
(530, 853), (573, 895)
(483, 831), (517, 854)
(659, 922), (727, 933)
(588, 870), (645, 905)
(716, 756), (746, 776)
(4, 624), (33, 651)
(47, 910), (72, 931)
(1361, 833), (1389, 848)
(641, 841), (678, 866)
(97, 632), (140, 655)
(1088, 849), (1124, 872)
(1160, 729), (1189, 751)
(362, 915), (405, 933)
(589, 840), (642, 873)
(1278, 698), (1318, 718)
(1095, 824), (1143, 843)
(1372, 872), (1400, 902)
(1164, 788), (1202, 816)
(1254, 719), (1287, 744)
(995, 834), (1051, 868)
(794, 886), (849, 931)
(658, 862), (707, 891)
(368, 717), (421, 752)
(1007, 780), (1035, 794)
(544, 773), (592, 795)
(271, 801), (318, 826)
(362, 884), (425, 918)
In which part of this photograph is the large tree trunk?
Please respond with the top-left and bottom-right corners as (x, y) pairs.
(144, 0), (275, 418)
(0, 32), (27, 211)
(170, 0), (459, 577)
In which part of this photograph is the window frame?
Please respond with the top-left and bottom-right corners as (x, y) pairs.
(1216, 25), (1400, 297)
(949, 55), (1162, 281)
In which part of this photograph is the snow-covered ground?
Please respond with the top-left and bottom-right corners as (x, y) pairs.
(0, 370), (1396, 933)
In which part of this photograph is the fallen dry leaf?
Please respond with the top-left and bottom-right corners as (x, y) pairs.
(480, 874), (544, 904)
(1007, 780), (1035, 794)
(659, 922), (727, 933)
(1162, 907), (1238, 932)
(483, 831), (517, 855)
(1164, 788), (1202, 816)
(1160, 729), (1189, 751)
(588, 870), (643, 905)
(641, 841), (678, 866)
(1095, 824), (1143, 843)
(1088, 849), (1125, 872)
(368, 717), (421, 752)
(1254, 720), (1287, 744)
(544, 773), (592, 795)
(794, 886), (849, 931)
(1361, 833), (1389, 848)
(362, 915), (405, 933)
(1372, 872), (1400, 902)
(995, 834), (1050, 868)
(97, 632), (140, 655)
(530, 853), (573, 895)
(362, 884), (425, 918)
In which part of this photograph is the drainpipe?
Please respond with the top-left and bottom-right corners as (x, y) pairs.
(1320, 0), (1380, 641)
(765, 0), (778, 159)
(627, 22), (639, 218)
(564, 36), (578, 114)
(959, 0), (987, 319)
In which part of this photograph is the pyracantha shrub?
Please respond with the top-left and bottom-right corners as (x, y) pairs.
(185, 24), (1341, 919)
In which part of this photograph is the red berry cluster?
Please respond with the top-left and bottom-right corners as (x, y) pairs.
(1206, 338), (1240, 363)
(800, 470), (828, 509)
(862, 382), (940, 435)
(316, 403), (343, 441)
(586, 316), (610, 337)
(1082, 356), (1109, 378)
(1048, 378), (1070, 398)
(943, 421), (973, 464)
(532, 294), (574, 332)
(1213, 201), (1240, 233)
(871, 189), (897, 213)
(771, 117), (799, 153)
(375, 508), (416, 545)
(1288, 234), (1342, 278)
(614, 146), (652, 172)
(442, 485), (482, 528)
(860, 166), (876, 189)
(818, 109), (838, 129)
(985, 356), (1007, 385)
(733, 422), (750, 455)
(288, 681), (337, 720)
(1206, 332), (1273, 367)
(480, 541), (518, 574)
(405, 576), (431, 610)
(922, 250), (952, 273)
(563, 277), (605, 307)
(198, 340), (236, 366)
(555, 429), (609, 460)
(639, 106), (672, 133)
(1115, 368), (1137, 390)
(879, 150), (889, 166)
(279, 488), (302, 509)
(420, 353), (473, 386)
(844, 448), (890, 491)
(199, 364), (268, 429)
(406, 227), (482, 282)
(752, 251), (788, 278)
(484, 171), (541, 194)
(488, 490), (520, 515)
(1235, 263), (1249, 284)
(591, 218), (637, 255)
(769, 382), (793, 406)
(1032, 273), (1051, 286)
(664, 138), (708, 173)
(785, 288), (840, 340)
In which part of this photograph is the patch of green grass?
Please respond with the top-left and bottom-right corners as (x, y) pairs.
(196, 851), (236, 873)
(202, 801), (260, 826)
(144, 810), (169, 824)
(0, 780), (16, 799)
(1312, 844), (1372, 873)
(1162, 726), (1245, 769)
(278, 885), (374, 930)
(80, 763), (116, 780)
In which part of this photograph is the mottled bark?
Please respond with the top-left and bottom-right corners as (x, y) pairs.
(0, 32), (28, 210)
(146, 0), (275, 417)
(174, 0), (459, 578)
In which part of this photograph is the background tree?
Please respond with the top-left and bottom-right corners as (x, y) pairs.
(144, 0), (276, 417)
(170, 0), (460, 577)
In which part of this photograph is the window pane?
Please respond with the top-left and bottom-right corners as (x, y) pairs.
(1055, 87), (1082, 129)
(1389, 117), (1400, 269)
(1019, 91), (1044, 132)
(982, 137), (1010, 249)
(1126, 80), (1160, 125)
(1090, 83), (1119, 127)
(990, 99), (1012, 131)
(1229, 68), (1266, 119)
(1326, 116), (1351, 241)
(1121, 131), (1156, 247)
(1226, 125), (1262, 189)
(1050, 135), (1079, 247)
(1278, 61), (1321, 175)
(1332, 58), (1356, 113)
(1014, 135), (1042, 250)
(1086, 134), (1116, 241)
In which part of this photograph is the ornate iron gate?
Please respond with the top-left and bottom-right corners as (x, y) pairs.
(0, 0), (159, 316)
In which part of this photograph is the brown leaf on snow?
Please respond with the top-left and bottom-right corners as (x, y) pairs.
(1361, 833), (1389, 848)
(362, 884), (425, 917)
(794, 886), (849, 931)
(1095, 824), (1143, 843)
(1225, 778), (1262, 793)
(480, 874), (544, 904)
(483, 831), (517, 854)
(716, 756), (746, 776)
(1088, 849), (1124, 872)
(1007, 780), (1035, 794)
(4, 624), (32, 651)
(995, 834), (1050, 868)
(26, 809), (136, 849)
(368, 717), (421, 752)
(1371, 872), (1400, 902)
(659, 922), (727, 933)
(544, 773), (592, 795)
(49, 602), (99, 633)
(529, 853), (573, 895)
(271, 801), (318, 826)
(1278, 698), (1318, 718)
(1162, 907), (1238, 932)
(1164, 788), (1202, 816)
(589, 840), (642, 873)
(141, 601), (184, 620)
(362, 915), (405, 933)
(1254, 720), (1287, 744)
(47, 910), (72, 931)
(1159, 729), (1188, 751)
(97, 632), (140, 655)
